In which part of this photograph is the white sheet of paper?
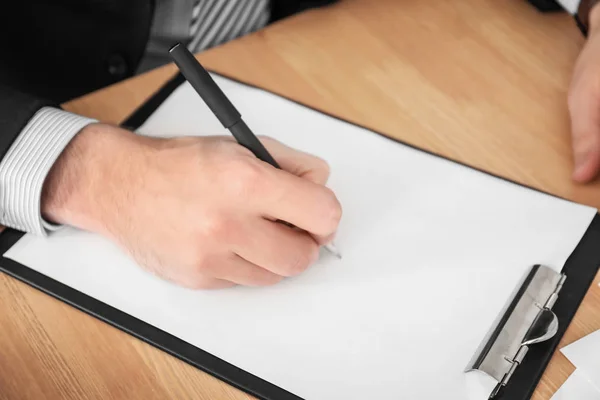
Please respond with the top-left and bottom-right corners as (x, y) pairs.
(4, 75), (597, 400)
(562, 330), (600, 391)
(551, 370), (600, 400)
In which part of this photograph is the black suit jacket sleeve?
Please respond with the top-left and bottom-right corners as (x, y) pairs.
(0, 83), (58, 163)
(0, 0), (335, 163)
(0, 0), (154, 164)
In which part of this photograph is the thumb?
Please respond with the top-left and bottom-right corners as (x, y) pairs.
(569, 96), (600, 183)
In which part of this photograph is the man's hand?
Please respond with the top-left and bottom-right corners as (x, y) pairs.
(568, 3), (600, 182)
(41, 123), (342, 289)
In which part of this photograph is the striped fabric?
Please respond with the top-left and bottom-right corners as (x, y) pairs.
(188, 0), (270, 53)
(136, 0), (271, 73)
(0, 107), (97, 235)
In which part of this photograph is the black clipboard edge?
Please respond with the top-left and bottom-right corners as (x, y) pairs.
(1, 69), (598, 400)
(0, 226), (298, 400)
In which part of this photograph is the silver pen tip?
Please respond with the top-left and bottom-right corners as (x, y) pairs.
(325, 242), (342, 259)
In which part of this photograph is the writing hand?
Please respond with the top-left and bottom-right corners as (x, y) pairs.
(41, 123), (342, 289)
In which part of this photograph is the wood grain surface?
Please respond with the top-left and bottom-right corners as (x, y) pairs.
(1, 0), (599, 399)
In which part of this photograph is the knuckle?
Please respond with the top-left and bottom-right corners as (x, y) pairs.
(202, 213), (234, 242)
(284, 241), (319, 276)
(222, 158), (264, 197)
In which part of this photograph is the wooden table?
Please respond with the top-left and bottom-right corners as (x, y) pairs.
(1, 0), (599, 399)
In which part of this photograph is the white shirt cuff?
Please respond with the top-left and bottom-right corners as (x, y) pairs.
(0, 107), (97, 235)
(557, 0), (580, 14)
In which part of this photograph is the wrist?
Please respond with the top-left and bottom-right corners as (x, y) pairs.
(41, 123), (159, 236)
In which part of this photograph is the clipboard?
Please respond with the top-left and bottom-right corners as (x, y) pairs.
(1, 71), (599, 400)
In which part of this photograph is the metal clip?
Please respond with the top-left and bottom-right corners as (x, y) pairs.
(465, 265), (565, 399)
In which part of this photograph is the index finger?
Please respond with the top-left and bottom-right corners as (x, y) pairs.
(259, 167), (342, 238)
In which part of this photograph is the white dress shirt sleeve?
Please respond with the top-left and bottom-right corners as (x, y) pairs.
(0, 106), (97, 235)
(557, 0), (581, 14)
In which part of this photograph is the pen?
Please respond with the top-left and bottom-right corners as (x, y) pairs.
(168, 42), (341, 259)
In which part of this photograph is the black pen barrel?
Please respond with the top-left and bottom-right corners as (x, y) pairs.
(169, 42), (280, 169)
(229, 120), (281, 168)
(169, 43), (241, 128)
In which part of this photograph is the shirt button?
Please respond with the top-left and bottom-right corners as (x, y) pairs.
(107, 53), (128, 78)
